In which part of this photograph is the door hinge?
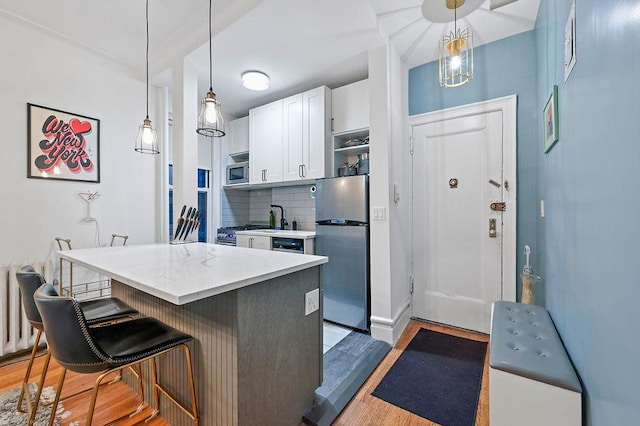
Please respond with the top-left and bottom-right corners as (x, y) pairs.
(409, 135), (414, 155)
(409, 276), (414, 294)
(490, 202), (506, 211)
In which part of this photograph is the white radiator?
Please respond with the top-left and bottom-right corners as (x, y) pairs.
(0, 260), (52, 357)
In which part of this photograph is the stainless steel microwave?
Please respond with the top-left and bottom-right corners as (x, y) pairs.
(226, 162), (249, 185)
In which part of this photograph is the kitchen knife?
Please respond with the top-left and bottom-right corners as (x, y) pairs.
(180, 207), (196, 240)
(178, 207), (194, 240)
(182, 209), (196, 240)
(173, 205), (187, 240)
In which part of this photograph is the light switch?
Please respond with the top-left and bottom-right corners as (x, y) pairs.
(373, 207), (385, 220)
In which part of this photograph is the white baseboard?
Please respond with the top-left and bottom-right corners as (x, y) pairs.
(370, 299), (411, 345)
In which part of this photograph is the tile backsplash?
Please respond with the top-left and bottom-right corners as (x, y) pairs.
(221, 189), (250, 227)
(222, 184), (316, 231)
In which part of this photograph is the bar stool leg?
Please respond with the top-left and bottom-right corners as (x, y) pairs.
(130, 362), (146, 416)
(28, 351), (51, 425)
(146, 356), (160, 421)
(48, 368), (67, 426)
(183, 344), (199, 426)
(17, 330), (42, 413)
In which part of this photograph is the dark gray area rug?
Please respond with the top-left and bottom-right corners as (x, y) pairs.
(372, 328), (487, 426)
(0, 383), (65, 426)
(304, 330), (390, 426)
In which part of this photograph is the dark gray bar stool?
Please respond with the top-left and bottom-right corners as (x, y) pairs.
(15, 265), (138, 425)
(34, 283), (198, 426)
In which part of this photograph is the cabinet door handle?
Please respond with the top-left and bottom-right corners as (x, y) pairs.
(262, 169), (266, 181)
(299, 164), (303, 178)
(249, 237), (253, 248)
(331, 118), (334, 132)
(302, 164), (306, 178)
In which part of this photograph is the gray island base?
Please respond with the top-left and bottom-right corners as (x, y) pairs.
(57, 243), (326, 426)
(113, 266), (322, 426)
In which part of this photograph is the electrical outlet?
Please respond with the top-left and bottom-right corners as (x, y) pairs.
(305, 288), (320, 316)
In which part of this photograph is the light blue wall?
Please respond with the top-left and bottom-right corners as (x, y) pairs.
(409, 2), (640, 424)
(535, 0), (640, 424)
(408, 30), (540, 302)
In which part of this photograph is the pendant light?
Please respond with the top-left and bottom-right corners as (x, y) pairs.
(439, 0), (474, 88)
(135, 0), (159, 154)
(196, 0), (225, 137)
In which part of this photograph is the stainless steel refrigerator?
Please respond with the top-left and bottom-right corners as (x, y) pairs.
(315, 175), (369, 330)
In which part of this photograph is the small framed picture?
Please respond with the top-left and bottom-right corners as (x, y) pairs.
(543, 85), (559, 153)
(27, 103), (100, 182)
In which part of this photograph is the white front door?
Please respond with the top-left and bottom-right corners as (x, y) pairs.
(411, 97), (516, 333)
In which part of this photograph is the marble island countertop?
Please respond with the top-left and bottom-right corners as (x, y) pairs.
(235, 229), (316, 238)
(58, 243), (327, 305)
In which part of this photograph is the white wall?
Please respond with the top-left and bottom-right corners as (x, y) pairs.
(368, 46), (395, 343)
(388, 42), (412, 338)
(368, 43), (412, 345)
(0, 15), (160, 264)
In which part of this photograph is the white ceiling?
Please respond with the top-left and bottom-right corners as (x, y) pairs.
(0, 0), (540, 118)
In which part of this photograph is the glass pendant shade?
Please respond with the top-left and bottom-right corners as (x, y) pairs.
(135, 117), (159, 154)
(196, 91), (225, 137)
(438, 0), (474, 88)
(197, 0), (225, 138)
(135, 0), (159, 154)
(439, 28), (473, 87)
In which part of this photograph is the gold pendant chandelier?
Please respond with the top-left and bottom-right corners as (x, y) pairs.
(439, 0), (474, 88)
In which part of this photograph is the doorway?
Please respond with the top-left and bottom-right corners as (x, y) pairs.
(410, 96), (517, 333)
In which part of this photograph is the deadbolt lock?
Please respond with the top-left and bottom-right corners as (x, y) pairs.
(490, 202), (506, 211)
(489, 218), (497, 238)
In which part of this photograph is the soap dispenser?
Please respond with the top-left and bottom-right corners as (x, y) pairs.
(269, 210), (276, 229)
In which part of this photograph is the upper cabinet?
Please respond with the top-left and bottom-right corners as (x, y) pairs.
(250, 86), (331, 186)
(229, 116), (249, 160)
(330, 79), (370, 177)
(250, 99), (283, 184)
(331, 79), (369, 135)
(283, 86), (331, 181)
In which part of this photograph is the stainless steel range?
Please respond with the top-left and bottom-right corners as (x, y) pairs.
(216, 225), (270, 246)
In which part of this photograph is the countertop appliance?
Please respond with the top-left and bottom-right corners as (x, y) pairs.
(315, 174), (369, 330)
(226, 162), (249, 185)
(216, 224), (270, 246)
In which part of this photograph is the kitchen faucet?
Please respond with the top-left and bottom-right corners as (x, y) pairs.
(270, 204), (287, 230)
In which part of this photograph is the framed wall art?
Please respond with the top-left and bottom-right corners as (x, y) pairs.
(27, 103), (100, 182)
(543, 85), (559, 153)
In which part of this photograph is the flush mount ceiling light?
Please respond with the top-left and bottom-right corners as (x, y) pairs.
(196, 0), (225, 138)
(241, 71), (270, 91)
(438, 0), (474, 88)
(135, 0), (159, 154)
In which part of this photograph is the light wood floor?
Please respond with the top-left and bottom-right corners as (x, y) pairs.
(0, 319), (488, 425)
(0, 351), (169, 425)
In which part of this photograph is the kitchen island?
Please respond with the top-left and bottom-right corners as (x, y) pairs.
(57, 243), (328, 426)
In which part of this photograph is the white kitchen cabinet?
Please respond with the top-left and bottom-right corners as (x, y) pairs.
(282, 93), (304, 181)
(249, 99), (283, 184)
(229, 116), (249, 159)
(236, 230), (316, 254)
(283, 86), (331, 181)
(331, 79), (369, 135)
(236, 234), (271, 250)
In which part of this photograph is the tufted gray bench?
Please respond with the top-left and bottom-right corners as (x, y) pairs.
(489, 301), (582, 426)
